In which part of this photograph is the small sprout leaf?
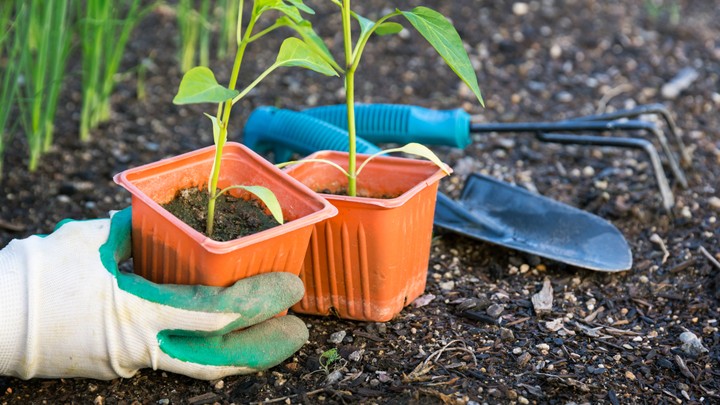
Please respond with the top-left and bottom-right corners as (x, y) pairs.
(173, 67), (239, 104)
(203, 113), (222, 144)
(277, 17), (339, 71)
(400, 7), (483, 106)
(357, 143), (451, 177)
(216, 185), (284, 225)
(375, 22), (404, 36)
(276, 158), (349, 178)
(274, 37), (338, 76)
(285, 0), (315, 15)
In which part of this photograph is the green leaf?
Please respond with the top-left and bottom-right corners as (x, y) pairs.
(276, 158), (349, 178)
(285, 0), (314, 15)
(173, 67), (239, 105)
(356, 143), (452, 177)
(274, 37), (338, 76)
(216, 185), (285, 225)
(276, 17), (338, 70)
(203, 113), (221, 144)
(256, 0), (304, 23)
(375, 22), (404, 36)
(400, 7), (483, 106)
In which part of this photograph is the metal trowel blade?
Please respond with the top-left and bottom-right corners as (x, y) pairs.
(434, 174), (632, 272)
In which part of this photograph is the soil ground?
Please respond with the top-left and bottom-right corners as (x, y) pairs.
(1, 1), (719, 404)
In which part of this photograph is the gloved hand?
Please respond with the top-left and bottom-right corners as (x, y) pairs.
(0, 208), (308, 380)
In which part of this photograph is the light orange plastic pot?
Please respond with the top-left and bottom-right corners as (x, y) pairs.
(113, 142), (337, 286)
(284, 151), (450, 322)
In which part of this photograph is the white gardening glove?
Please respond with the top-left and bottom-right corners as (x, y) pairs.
(0, 208), (308, 380)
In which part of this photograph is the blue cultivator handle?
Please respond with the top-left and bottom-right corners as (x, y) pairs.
(243, 107), (381, 162)
(304, 104), (472, 149)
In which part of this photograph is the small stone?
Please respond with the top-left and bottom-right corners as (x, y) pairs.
(512, 347), (523, 355)
(517, 352), (532, 367)
(369, 378), (380, 387)
(214, 380), (224, 390)
(157, 400), (170, 405)
(680, 331), (709, 356)
(681, 206), (692, 219)
(500, 327), (515, 342)
(518, 396), (530, 405)
(582, 166), (595, 177)
(536, 343), (550, 352)
(439, 280), (455, 291)
(512, 2), (529, 15)
(94, 396), (105, 405)
(486, 303), (505, 318)
(709, 196), (720, 211)
(661, 67), (698, 99)
(349, 349), (364, 362)
(329, 331), (346, 344)
(625, 371), (636, 381)
(88, 384), (98, 393)
(506, 389), (518, 400)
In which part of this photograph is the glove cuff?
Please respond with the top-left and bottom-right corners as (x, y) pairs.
(0, 240), (29, 376)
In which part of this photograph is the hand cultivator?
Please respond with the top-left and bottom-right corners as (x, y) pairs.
(299, 103), (691, 213)
(243, 103), (691, 272)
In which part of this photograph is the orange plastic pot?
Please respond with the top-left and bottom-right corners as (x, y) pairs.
(113, 142), (337, 286)
(284, 151), (450, 322)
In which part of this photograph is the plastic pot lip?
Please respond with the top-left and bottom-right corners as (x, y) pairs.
(113, 142), (338, 253)
(285, 150), (451, 209)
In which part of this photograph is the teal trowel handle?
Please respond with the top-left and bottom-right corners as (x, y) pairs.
(243, 107), (381, 162)
(304, 104), (472, 149)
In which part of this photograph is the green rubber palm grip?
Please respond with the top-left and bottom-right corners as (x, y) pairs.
(303, 104), (472, 149)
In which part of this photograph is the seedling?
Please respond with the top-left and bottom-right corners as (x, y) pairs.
(173, 0), (337, 237)
(318, 348), (341, 374)
(280, 1), (484, 196)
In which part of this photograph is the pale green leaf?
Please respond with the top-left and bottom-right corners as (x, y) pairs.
(274, 37), (338, 76)
(276, 17), (338, 70)
(375, 22), (404, 36)
(400, 7), (483, 106)
(285, 0), (314, 15)
(173, 67), (239, 105)
(276, 158), (349, 178)
(203, 113), (221, 144)
(356, 143), (452, 177)
(216, 185), (285, 224)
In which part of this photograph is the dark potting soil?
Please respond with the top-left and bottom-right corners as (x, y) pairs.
(162, 187), (280, 242)
(318, 187), (402, 199)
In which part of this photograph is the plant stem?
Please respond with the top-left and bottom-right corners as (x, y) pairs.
(206, 3), (257, 236)
(341, 0), (357, 196)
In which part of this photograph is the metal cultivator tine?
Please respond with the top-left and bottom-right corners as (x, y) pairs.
(536, 133), (675, 213)
(472, 104), (689, 212)
(568, 103), (692, 167)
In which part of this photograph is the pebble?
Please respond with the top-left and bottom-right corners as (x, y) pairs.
(512, 2), (529, 15)
(661, 67), (698, 99)
(709, 196), (720, 211)
(625, 371), (636, 380)
(157, 400), (170, 405)
(329, 330), (346, 344)
(439, 280), (455, 291)
(517, 352), (532, 367)
(214, 380), (224, 390)
(500, 327), (515, 342)
(94, 396), (105, 405)
(582, 166), (595, 177)
(349, 349), (364, 362)
(486, 303), (505, 318)
(536, 343), (550, 352)
(518, 396), (530, 404)
(680, 330), (709, 356)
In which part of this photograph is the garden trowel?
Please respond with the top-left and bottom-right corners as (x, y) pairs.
(242, 107), (633, 272)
